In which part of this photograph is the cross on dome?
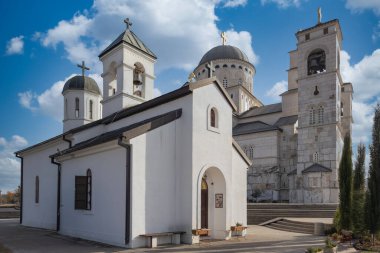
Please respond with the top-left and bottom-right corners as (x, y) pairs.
(124, 18), (132, 30)
(77, 61), (90, 76)
(206, 61), (215, 78)
(221, 32), (227, 45)
(317, 7), (322, 24)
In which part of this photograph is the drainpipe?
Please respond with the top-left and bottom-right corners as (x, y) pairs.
(51, 157), (61, 231)
(15, 154), (23, 224)
(117, 136), (132, 245)
(62, 134), (72, 148)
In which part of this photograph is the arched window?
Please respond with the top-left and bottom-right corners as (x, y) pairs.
(223, 77), (228, 88)
(309, 107), (316, 125)
(133, 62), (145, 97)
(340, 102), (344, 116)
(249, 146), (254, 160)
(215, 65), (220, 69)
(89, 100), (93, 119)
(210, 108), (218, 128)
(239, 66), (243, 69)
(75, 98), (79, 118)
(313, 152), (320, 163)
(318, 106), (324, 123)
(308, 49), (326, 75)
(223, 64), (228, 68)
(86, 169), (92, 210)
(64, 99), (68, 119)
(231, 64), (236, 68)
(35, 176), (39, 204)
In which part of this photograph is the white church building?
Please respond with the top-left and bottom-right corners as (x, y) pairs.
(15, 20), (251, 247)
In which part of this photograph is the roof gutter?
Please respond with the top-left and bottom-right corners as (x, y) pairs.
(117, 136), (132, 246)
(15, 154), (23, 224)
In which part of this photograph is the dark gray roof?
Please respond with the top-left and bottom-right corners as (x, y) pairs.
(239, 103), (282, 118)
(274, 115), (298, 127)
(62, 76), (101, 95)
(51, 109), (182, 158)
(288, 169), (297, 176)
(302, 163), (332, 174)
(99, 29), (156, 59)
(233, 121), (281, 136)
(198, 45), (250, 66)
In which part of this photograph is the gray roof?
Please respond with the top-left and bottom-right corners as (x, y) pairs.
(274, 115), (298, 127)
(233, 121), (281, 136)
(239, 103), (282, 118)
(51, 109), (182, 158)
(62, 76), (101, 95)
(99, 29), (156, 59)
(302, 163), (332, 174)
(279, 88), (298, 96)
(288, 169), (297, 176)
(198, 45), (250, 66)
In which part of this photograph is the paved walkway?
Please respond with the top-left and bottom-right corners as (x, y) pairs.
(0, 219), (357, 253)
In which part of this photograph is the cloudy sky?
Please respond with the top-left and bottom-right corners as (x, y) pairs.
(0, 0), (379, 192)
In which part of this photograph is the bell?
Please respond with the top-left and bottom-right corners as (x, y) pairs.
(309, 58), (318, 68)
(133, 72), (143, 85)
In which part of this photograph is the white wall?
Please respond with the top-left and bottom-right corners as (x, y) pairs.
(59, 146), (127, 246)
(21, 140), (68, 230)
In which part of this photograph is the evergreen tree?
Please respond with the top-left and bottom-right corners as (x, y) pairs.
(366, 103), (380, 240)
(338, 134), (353, 230)
(352, 143), (366, 234)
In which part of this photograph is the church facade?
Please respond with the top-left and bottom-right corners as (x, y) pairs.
(15, 21), (250, 247)
(195, 18), (353, 204)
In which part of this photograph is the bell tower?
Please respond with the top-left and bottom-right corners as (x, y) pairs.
(289, 10), (352, 203)
(99, 18), (157, 117)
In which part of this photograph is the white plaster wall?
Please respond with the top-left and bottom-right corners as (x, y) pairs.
(59, 146), (127, 246)
(21, 140), (68, 229)
(231, 149), (247, 226)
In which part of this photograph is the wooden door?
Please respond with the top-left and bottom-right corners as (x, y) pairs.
(201, 178), (208, 229)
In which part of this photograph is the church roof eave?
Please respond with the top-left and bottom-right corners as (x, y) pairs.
(232, 139), (252, 166)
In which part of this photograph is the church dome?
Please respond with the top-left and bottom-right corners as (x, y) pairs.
(62, 75), (101, 95)
(198, 45), (250, 66)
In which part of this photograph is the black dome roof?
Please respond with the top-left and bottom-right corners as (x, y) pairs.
(198, 45), (250, 66)
(62, 75), (101, 95)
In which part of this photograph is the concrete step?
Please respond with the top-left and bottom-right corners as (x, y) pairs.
(264, 219), (315, 234)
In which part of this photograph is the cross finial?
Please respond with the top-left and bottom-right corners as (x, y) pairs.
(77, 61), (90, 76)
(188, 72), (196, 82)
(221, 32), (227, 45)
(317, 7), (322, 24)
(124, 18), (132, 30)
(206, 61), (215, 78)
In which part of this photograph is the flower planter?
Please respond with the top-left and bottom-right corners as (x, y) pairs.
(230, 226), (247, 232)
(192, 229), (210, 236)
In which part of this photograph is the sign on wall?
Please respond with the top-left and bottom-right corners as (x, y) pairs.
(215, 193), (223, 208)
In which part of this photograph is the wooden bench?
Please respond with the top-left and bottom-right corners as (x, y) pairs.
(140, 231), (186, 248)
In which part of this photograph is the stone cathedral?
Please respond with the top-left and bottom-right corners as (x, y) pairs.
(194, 17), (353, 203)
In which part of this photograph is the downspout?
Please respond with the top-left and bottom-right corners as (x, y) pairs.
(15, 154), (23, 224)
(51, 157), (61, 231)
(117, 136), (132, 245)
(62, 134), (72, 148)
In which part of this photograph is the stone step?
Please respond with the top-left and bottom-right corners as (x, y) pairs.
(247, 204), (338, 210)
(276, 220), (314, 229)
(264, 219), (316, 234)
(265, 223), (313, 234)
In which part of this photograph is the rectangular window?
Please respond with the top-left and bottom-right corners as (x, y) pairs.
(305, 33), (310, 40)
(324, 28), (328, 35)
(75, 176), (88, 210)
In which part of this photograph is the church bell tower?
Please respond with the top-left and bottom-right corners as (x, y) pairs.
(99, 18), (157, 117)
(290, 9), (352, 203)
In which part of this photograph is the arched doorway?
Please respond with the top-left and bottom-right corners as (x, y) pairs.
(201, 178), (208, 229)
(198, 167), (227, 239)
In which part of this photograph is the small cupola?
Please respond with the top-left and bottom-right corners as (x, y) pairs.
(62, 61), (102, 133)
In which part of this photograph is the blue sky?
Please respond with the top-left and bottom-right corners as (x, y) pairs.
(1, 0), (380, 192)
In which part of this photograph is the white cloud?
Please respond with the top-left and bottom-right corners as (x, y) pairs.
(340, 49), (380, 145)
(340, 49), (380, 102)
(18, 73), (103, 122)
(372, 21), (380, 41)
(5, 36), (25, 55)
(223, 0), (248, 8)
(154, 88), (162, 98)
(38, 0), (258, 73)
(345, 0), (380, 15)
(0, 135), (28, 193)
(260, 0), (302, 8)
(265, 80), (287, 102)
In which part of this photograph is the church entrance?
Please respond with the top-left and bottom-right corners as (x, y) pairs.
(201, 178), (208, 229)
